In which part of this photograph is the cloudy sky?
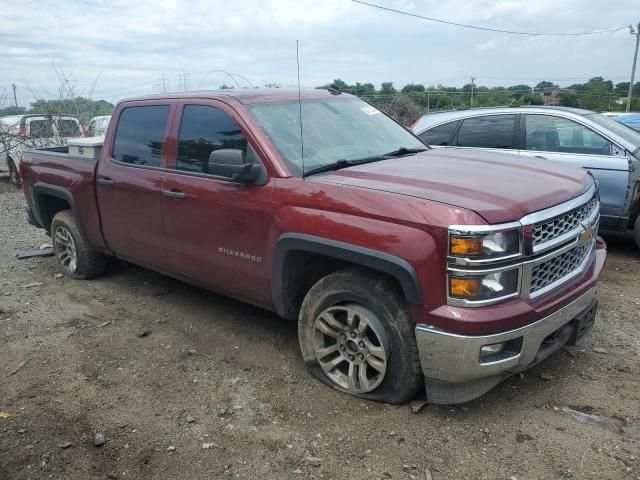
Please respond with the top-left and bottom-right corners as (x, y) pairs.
(0, 0), (637, 106)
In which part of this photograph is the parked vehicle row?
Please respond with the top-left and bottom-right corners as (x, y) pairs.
(0, 114), (84, 185)
(0, 114), (110, 185)
(20, 90), (605, 404)
(413, 106), (640, 247)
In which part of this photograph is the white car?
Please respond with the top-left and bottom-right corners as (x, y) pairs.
(87, 115), (111, 137)
(0, 114), (84, 185)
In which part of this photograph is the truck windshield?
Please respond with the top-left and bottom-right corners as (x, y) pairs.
(249, 98), (426, 177)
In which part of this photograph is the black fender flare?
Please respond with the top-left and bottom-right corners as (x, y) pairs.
(272, 233), (423, 318)
(32, 183), (79, 231)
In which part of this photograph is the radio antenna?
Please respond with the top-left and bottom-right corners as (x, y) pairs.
(296, 40), (305, 175)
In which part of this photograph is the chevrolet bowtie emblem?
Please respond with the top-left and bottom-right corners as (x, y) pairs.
(579, 223), (593, 244)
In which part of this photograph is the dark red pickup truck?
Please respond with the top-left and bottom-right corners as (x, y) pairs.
(20, 89), (606, 404)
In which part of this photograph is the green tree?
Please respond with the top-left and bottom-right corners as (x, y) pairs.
(379, 82), (396, 95)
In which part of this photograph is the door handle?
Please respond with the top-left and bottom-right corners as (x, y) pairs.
(97, 178), (114, 186)
(162, 189), (186, 199)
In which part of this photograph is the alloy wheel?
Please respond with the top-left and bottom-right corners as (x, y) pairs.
(55, 226), (78, 273)
(312, 304), (388, 394)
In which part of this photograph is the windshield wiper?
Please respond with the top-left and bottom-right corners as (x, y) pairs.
(381, 146), (428, 157)
(302, 147), (428, 178)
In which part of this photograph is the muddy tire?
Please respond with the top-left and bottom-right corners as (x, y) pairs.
(51, 210), (107, 279)
(298, 267), (423, 404)
(7, 158), (20, 187)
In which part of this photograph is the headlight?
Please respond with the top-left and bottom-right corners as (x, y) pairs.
(448, 268), (520, 303)
(449, 229), (520, 260)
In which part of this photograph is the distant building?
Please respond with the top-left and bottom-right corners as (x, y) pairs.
(544, 90), (561, 106)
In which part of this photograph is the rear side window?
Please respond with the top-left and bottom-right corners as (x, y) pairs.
(177, 105), (247, 174)
(419, 121), (459, 146)
(456, 115), (516, 149)
(112, 106), (169, 167)
(57, 119), (80, 137)
(28, 119), (52, 138)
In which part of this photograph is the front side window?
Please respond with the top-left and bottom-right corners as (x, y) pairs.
(177, 105), (247, 174)
(112, 105), (169, 167)
(249, 98), (425, 176)
(419, 121), (459, 146)
(525, 115), (611, 155)
(456, 115), (516, 149)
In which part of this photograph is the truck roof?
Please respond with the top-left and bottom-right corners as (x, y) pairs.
(120, 88), (350, 105)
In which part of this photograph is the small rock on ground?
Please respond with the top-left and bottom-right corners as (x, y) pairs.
(94, 433), (106, 447)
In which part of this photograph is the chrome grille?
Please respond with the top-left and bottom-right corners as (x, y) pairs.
(530, 241), (592, 294)
(532, 196), (598, 247)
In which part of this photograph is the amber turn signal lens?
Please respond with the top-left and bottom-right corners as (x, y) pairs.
(449, 277), (482, 297)
(450, 236), (483, 255)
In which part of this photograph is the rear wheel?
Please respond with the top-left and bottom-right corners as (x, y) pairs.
(7, 158), (20, 187)
(298, 267), (423, 404)
(51, 210), (107, 279)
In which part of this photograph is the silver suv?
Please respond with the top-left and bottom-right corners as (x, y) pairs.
(413, 106), (640, 247)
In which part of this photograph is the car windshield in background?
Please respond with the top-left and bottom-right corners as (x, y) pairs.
(249, 98), (425, 177)
(587, 113), (640, 146)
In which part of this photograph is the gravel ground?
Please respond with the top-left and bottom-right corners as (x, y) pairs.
(1, 184), (639, 480)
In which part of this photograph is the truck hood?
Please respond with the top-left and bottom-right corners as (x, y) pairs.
(310, 149), (593, 224)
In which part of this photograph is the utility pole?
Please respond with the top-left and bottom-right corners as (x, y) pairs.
(158, 73), (168, 94)
(470, 76), (476, 108)
(179, 71), (190, 92)
(627, 22), (640, 112)
(11, 83), (18, 108)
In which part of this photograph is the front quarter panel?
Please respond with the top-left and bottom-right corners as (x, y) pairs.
(269, 177), (485, 315)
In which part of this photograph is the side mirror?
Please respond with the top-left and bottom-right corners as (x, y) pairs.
(208, 149), (264, 184)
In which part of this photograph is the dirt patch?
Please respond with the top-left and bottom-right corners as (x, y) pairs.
(1, 190), (639, 479)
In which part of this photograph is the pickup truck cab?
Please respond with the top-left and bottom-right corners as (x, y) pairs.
(20, 90), (606, 404)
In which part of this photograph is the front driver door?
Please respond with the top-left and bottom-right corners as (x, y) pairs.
(161, 101), (274, 306)
(518, 114), (629, 226)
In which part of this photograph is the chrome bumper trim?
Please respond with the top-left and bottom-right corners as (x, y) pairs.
(415, 286), (597, 384)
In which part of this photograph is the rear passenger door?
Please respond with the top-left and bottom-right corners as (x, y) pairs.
(161, 100), (274, 305)
(518, 114), (629, 222)
(96, 102), (176, 269)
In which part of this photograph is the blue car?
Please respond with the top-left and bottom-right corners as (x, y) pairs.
(612, 113), (640, 132)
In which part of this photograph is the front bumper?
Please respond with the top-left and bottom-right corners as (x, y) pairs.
(415, 248), (605, 404)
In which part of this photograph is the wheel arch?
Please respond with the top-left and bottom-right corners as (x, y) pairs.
(32, 183), (79, 233)
(272, 233), (423, 319)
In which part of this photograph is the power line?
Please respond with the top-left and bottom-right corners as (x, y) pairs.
(349, 0), (628, 36)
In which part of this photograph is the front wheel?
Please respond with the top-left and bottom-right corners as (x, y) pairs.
(51, 210), (107, 279)
(298, 267), (423, 404)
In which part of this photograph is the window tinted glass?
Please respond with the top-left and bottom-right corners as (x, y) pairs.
(419, 121), (459, 146)
(57, 119), (80, 137)
(456, 115), (515, 149)
(177, 105), (247, 174)
(526, 115), (611, 155)
(29, 119), (52, 138)
(112, 106), (169, 167)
